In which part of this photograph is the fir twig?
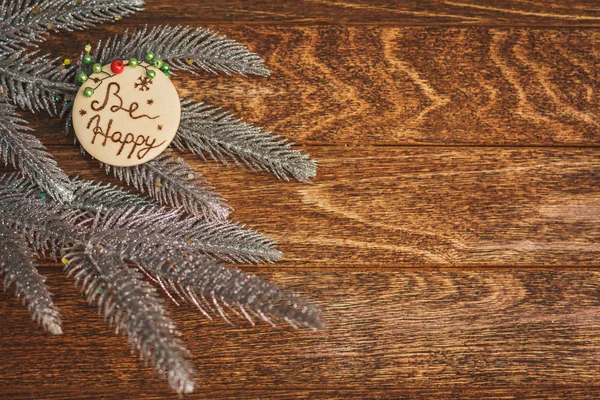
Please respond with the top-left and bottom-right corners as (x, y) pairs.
(101, 149), (231, 220)
(87, 213), (317, 329)
(174, 99), (317, 182)
(0, 98), (75, 203)
(0, 173), (282, 263)
(94, 25), (270, 76)
(0, 221), (62, 334)
(0, 53), (77, 115)
(63, 244), (195, 394)
(0, 0), (144, 56)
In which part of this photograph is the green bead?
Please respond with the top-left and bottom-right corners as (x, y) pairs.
(76, 72), (88, 84)
(83, 87), (94, 97)
(128, 57), (138, 67)
(82, 54), (93, 65)
(145, 51), (155, 62)
(153, 58), (163, 69)
(160, 63), (170, 73)
(146, 69), (156, 79)
(163, 71), (171, 79)
(92, 63), (102, 73)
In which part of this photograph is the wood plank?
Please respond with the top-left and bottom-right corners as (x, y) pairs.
(1, 387), (600, 400)
(12, 145), (599, 267)
(37, 27), (600, 147)
(51, 0), (600, 26)
(3, 267), (600, 397)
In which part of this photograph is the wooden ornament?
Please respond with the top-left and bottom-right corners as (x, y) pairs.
(72, 62), (180, 167)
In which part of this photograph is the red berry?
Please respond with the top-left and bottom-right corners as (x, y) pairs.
(110, 59), (125, 74)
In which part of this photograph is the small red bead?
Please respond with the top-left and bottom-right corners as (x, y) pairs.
(110, 59), (125, 74)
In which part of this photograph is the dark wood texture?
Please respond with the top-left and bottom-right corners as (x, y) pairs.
(87, 0), (600, 26)
(4, 267), (600, 400)
(43, 27), (600, 146)
(2, 1), (600, 399)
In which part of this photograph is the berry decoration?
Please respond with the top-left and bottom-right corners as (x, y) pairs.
(110, 59), (125, 74)
(128, 57), (138, 67)
(145, 51), (155, 62)
(92, 63), (102, 74)
(75, 72), (88, 84)
(83, 87), (94, 97)
(153, 58), (163, 69)
(146, 69), (156, 79)
(160, 63), (170, 73)
(82, 54), (93, 65)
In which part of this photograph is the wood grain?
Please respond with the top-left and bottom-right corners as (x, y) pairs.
(3, 1), (600, 399)
(10, 145), (597, 267)
(70, 0), (600, 26)
(3, 267), (600, 398)
(38, 27), (600, 146)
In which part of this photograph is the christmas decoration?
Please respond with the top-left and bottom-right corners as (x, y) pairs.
(0, 0), (321, 394)
(72, 57), (180, 166)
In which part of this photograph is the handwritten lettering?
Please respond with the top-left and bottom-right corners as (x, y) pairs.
(91, 82), (158, 120)
(86, 114), (165, 160)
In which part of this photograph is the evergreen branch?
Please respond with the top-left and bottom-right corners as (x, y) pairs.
(101, 149), (231, 220)
(70, 178), (154, 214)
(174, 99), (317, 182)
(0, 174), (280, 263)
(0, 53), (77, 115)
(88, 220), (317, 329)
(95, 25), (270, 76)
(0, 221), (62, 334)
(167, 262), (323, 330)
(0, 187), (85, 252)
(0, 0), (144, 56)
(63, 244), (196, 394)
(0, 98), (75, 203)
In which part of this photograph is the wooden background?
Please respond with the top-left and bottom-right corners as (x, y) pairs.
(2, 1), (600, 398)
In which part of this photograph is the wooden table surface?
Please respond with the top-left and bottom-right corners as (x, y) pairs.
(2, 1), (600, 399)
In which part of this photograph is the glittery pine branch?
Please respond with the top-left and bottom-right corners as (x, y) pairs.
(0, 98), (75, 203)
(63, 244), (196, 394)
(174, 99), (317, 182)
(0, 9), (322, 393)
(70, 178), (153, 213)
(85, 210), (318, 328)
(0, 221), (62, 335)
(101, 150), (231, 220)
(0, 188), (85, 252)
(0, 173), (282, 263)
(0, 0), (145, 56)
(94, 25), (270, 76)
(0, 53), (77, 115)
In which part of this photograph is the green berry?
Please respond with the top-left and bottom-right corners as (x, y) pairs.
(163, 71), (171, 79)
(153, 58), (163, 69)
(128, 57), (138, 67)
(92, 63), (102, 73)
(146, 69), (156, 79)
(160, 63), (170, 73)
(83, 87), (94, 97)
(76, 72), (88, 84)
(82, 54), (94, 65)
(145, 51), (155, 62)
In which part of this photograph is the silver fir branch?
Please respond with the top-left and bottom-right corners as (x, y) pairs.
(63, 244), (196, 394)
(0, 0), (144, 57)
(101, 149), (231, 220)
(0, 173), (282, 263)
(94, 25), (270, 76)
(0, 53), (77, 115)
(174, 99), (317, 182)
(0, 98), (75, 203)
(0, 177), (323, 392)
(0, 221), (62, 335)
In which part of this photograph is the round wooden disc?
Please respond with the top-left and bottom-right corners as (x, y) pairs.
(72, 63), (180, 167)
